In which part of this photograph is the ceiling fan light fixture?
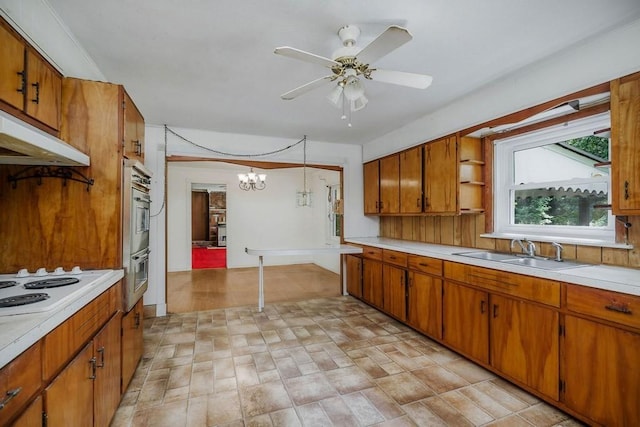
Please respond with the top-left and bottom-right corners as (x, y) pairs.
(343, 75), (365, 101)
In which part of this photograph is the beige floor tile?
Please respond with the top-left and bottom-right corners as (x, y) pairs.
(119, 276), (582, 427)
(239, 380), (293, 418)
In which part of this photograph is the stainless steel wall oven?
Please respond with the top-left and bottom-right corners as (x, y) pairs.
(123, 160), (152, 312)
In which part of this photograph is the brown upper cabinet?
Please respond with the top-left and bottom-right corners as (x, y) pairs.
(364, 135), (484, 216)
(0, 18), (62, 133)
(400, 146), (423, 213)
(611, 71), (640, 215)
(363, 160), (381, 214)
(123, 91), (145, 162)
(379, 154), (400, 214)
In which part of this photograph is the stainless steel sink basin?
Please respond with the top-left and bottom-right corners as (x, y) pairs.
(454, 251), (589, 270)
(501, 257), (588, 270)
(454, 251), (520, 261)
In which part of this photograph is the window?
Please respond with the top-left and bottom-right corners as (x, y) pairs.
(494, 112), (613, 243)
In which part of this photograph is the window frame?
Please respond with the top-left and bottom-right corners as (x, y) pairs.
(493, 112), (614, 243)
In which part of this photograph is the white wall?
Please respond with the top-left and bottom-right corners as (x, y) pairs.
(363, 17), (640, 162)
(167, 162), (340, 271)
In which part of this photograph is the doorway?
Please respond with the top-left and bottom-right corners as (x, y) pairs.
(191, 183), (226, 269)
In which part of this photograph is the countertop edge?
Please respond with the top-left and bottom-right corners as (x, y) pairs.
(345, 237), (640, 296)
(0, 270), (124, 369)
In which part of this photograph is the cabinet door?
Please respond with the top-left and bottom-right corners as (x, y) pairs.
(122, 299), (144, 394)
(408, 271), (442, 339)
(0, 344), (41, 426)
(443, 281), (489, 364)
(9, 395), (42, 427)
(383, 264), (406, 321)
(123, 91), (145, 161)
(400, 146), (423, 213)
(379, 155), (400, 214)
(424, 137), (457, 214)
(363, 161), (380, 214)
(25, 49), (61, 130)
(345, 255), (362, 298)
(44, 341), (94, 427)
(563, 315), (640, 427)
(490, 294), (559, 400)
(611, 72), (640, 214)
(0, 21), (25, 111)
(362, 259), (383, 309)
(94, 314), (122, 427)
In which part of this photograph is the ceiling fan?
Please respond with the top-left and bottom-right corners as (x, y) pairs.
(274, 25), (433, 124)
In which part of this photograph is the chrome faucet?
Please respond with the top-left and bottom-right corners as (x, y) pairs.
(511, 238), (536, 257)
(551, 242), (563, 262)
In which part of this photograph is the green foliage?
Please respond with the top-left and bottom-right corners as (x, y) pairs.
(515, 196), (552, 225)
(565, 135), (609, 160)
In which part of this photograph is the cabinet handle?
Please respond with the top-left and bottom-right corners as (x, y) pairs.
(133, 140), (142, 155)
(31, 82), (40, 104)
(89, 357), (97, 380)
(418, 262), (429, 267)
(605, 302), (632, 315)
(97, 347), (106, 368)
(16, 71), (26, 94)
(417, 198), (421, 208)
(480, 300), (486, 314)
(493, 304), (499, 318)
(134, 312), (141, 328)
(624, 180), (630, 200)
(424, 196), (429, 208)
(0, 387), (22, 410)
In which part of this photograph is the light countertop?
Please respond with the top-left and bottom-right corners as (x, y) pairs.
(0, 269), (124, 369)
(345, 237), (640, 297)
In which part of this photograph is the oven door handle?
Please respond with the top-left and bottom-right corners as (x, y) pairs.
(132, 249), (150, 261)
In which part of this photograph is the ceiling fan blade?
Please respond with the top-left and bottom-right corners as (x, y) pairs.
(280, 75), (335, 100)
(371, 69), (433, 89)
(356, 25), (413, 65)
(274, 47), (340, 68)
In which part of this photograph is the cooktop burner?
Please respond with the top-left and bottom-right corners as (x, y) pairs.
(24, 277), (80, 289)
(0, 281), (18, 289)
(0, 293), (50, 307)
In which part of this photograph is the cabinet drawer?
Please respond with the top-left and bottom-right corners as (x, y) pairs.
(362, 246), (383, 261)
(408, 255), (443, 276)
(444, 262), (560, 307)
(383, 249), (407, 267)
(0, 343), (41, 426)
(566, 284), (640, 330)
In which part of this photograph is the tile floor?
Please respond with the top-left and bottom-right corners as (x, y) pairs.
(111, 296), (583, 427)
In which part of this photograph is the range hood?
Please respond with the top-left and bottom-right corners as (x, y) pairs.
(0, 111), (90, 166)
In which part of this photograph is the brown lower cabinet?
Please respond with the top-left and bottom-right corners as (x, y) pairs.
(0, 282), (128, 426)
(44, 311), (121, 427)
(443, 281), (489, 364)
(122, 298), (144, 394)
(362, 258), (383, 309)
(345, 254), (362, 299)
(382, 264), (407, 321)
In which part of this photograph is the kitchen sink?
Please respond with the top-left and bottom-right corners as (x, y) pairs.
(453, 251), (521, 261)
(501, 257), (588, 270)
(454, 251), (589, 270)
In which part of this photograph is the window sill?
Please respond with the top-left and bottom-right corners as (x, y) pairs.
(481, 232), (633, 250)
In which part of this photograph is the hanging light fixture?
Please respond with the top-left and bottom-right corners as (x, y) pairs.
(238, 168), (266, 191)
(327, 68), (367, 127)
(296, 136), (312, 206)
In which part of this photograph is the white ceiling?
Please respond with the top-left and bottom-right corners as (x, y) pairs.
(45, 0), (640, 145)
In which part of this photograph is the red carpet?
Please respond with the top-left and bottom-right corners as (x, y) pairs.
(192, 247), (226, 269)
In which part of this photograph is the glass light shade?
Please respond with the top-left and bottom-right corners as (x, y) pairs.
(258, 174), (266, 182)
(343, 76), (365, 101)
(327, 84), (344, 107)
(351, 95), (368, 112)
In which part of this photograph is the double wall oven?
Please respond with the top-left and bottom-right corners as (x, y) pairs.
(122, 160), (152, 312)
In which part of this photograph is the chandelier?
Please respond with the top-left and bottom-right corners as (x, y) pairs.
(238, 168), (266, 191)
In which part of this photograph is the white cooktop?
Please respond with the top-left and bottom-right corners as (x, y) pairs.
(0, 269), (114, 316)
